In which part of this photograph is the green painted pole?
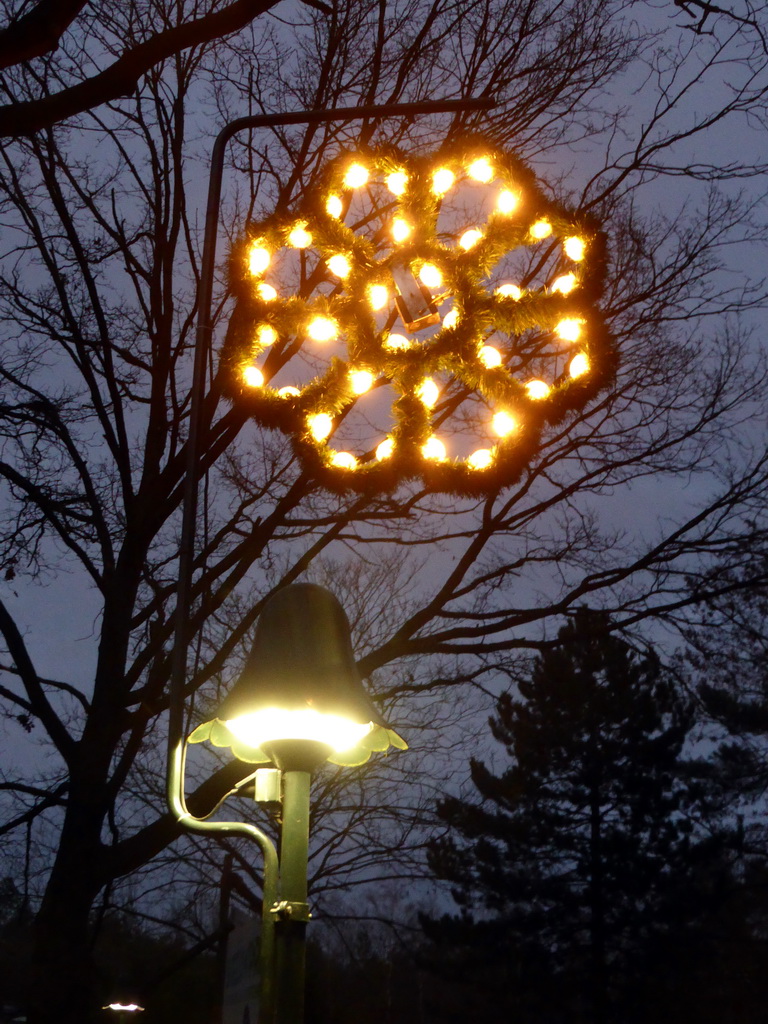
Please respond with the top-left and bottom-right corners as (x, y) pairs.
(274, 771), (312, 1024)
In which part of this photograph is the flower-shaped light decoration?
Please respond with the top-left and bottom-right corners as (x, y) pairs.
(221, 138), (615, 496)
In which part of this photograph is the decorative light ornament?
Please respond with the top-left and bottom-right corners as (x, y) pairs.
(225, 138), (613, 496)
(468, 448), (494, 470)
(331, 451), (358, 470)
(392, 218), (412, 242)
(432, 168), (455, 194)
(307, 316), (338, 341)
(327, 254), (351, 278)
(349, 369), (374, 394)
(422, 436), (447, 461)
(344, 163), (369, 188)
(459, 228), (483, 250)
(288, 223), (312, 248)
(242, 365), (264, 387)
(248, 243), (270, 276)
(385, 170), (408, 195)
(308, 413), (333, 440)
(564, 236), (586, 261)
(468, 157), (493, 182)
(569, 352), (590, 378)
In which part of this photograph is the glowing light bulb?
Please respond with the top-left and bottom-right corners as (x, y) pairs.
(256, 324), (278, 346)
(422, 436), (447, 461)
(385, 170), (408, 195)
(459, 228), (483, 250)
(495, 283), (522, 300)
(418, 263), (443, 288)
(278, 386), (300, 398)
(492, 410), (517, 437)
(331, 451), (358, 469)
(496, 189), (520, 214)
(242, 365), (264, 387)
(416, 378), (439, 408)
(525, 379), (551, 400)
(432, 167), (455, 194)
(326, 194), (343, 218)
(569, 352), (590, 378)
(327, 253), (351, 278)
(530, 219), (552, 240)
(307, 316), (338, 342)
(468, 448), (494, 470)
(442, 308), (459, 329)
(227, 709), (371, 752)
(384, 333), (410, 351)
(256, 283), (277, 301)
(308, 413), (333, 440)
(368, 284), (388, 310)
(555, 318), (582, 342)
(551, 273), (577, 295)
(344, 163), (369, 188)
(479, 345), (502, 369)
(248, 243), (270, 276)
(376, 437), (394, 460)
(564, 236), (585, 261)
(468, 157), (493, 182)
(288, 223), (312, 248)
(349, 369), (374, 394)
(392, 218), (412, 242)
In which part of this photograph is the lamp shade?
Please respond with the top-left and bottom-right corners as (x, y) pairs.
(188, 584), (406, 768)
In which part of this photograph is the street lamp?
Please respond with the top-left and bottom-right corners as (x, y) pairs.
(171, 583), (406, 1024)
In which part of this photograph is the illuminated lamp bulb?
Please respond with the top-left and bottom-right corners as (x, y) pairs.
(525, 379), (551, 400)
(376, 437), (395, 461)
(418, 263), (443, 288)
(308, 413), (333, 440)
(416, 378), (439, 408)
(326, 194), (343, 218)
(468, 157), (493, 182)
(327, 253), (351, 278)
(248, 243), (270, 276)
(551, 273), (578, 295)
(344, 162), (369, 188)
(467, 448), (494, 470)
(555, 318), (583, 343)
(256, 283), (277, 301)
(368, 284), (388, 310)
(422, 436), (447, 461)
(495, 283), (522, 300)
(492, 410), (517, 437)
(432, 167), (455, 194)
(479, 345), (502, 369)
(385, 170), (408, 195)
(530, 219), (552, 240)
(569, 352), (590, 378)
(459, 228), (483, 250)
(392, 218), (412, 242)
(278, 386), (300, 398)
(307, 316), (338, 342)
(349, 369), (374, 394)
(242, 365), (264, 387)
(384, 333), (410, 351)
(331, 451), (358, 470)
(256, 324), (278, 346)
(564, 236), (586, 261)
(442, 308), (459, 329)
(496, 189), (520, 214)
(288, 223), (312, 247)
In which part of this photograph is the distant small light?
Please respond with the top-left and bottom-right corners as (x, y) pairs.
(495, 283), (522, 300)
(432, 168), (455, 194)
(349, 370), (374, 394)
(467, 448), (494, 470)
(496, 189), (520, 214)
(327, 253), (351, 278)
(386, 170), (408, 195)
(555, 318), (582, 343)
(325, 194), (343, 218)
(368, 284), (388, 310)
(416, 378), (439, 408)
(278, 386), (300, 398)
(525, 379), (551, 400)
(459, 228), (483, 250)
(331, 451), (358, 469)
(242, 365), (264, 388)
(419, 263), (443, 289)
(492, 411), (517, 437)
(256, 283), (277, 301)
(442, 309), (459, 329)
(564, 236), (586, 261)
(422, 436), (447, 461)
(392, 218), (412, 242)
(384, 333), (411, 351)
(248, 244), (270, 276)
(308, 413), (333, 440)
(288, 223), (312, 248)
(551, 273), (577, 295)
(479, 345), (502, 369)
(376, 437), (395, 460)
(344, 163), (369, 188)
(569, 353), (590, 378)
(468, 157), (493, 182)
(256, 324), (278, 346)
(530, 220), (552, 240)
(307, 316), (338, 342)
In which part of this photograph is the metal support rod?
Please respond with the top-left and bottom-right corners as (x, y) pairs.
(274, 771), (312, 1024)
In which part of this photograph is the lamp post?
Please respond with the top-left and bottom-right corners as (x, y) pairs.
(170, 583), (406, 1024)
